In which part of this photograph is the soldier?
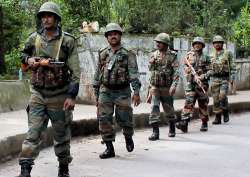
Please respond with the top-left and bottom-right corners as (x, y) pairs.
(210, 35), (236, 124)
(176, 37), (210, 133)
(93, 23), (141, 159)
(147, 33), (179, 141)
(19, 2), (80, 177)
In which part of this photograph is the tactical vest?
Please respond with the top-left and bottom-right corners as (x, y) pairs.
(30, 33), (70, 89)
(99, 48), (129, 89)
(150, 51), (175, 87)
(210, 50), (230, 76)
(188, 51), (209, 74)
(185, 51), (209, 83)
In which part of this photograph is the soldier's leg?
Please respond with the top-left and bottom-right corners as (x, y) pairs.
(177, 91), (196, 133)
(220, 80), (230, 122)
(114, 90), (134, 152)
(98, 91), (115, 158)
(161, 95), (176, 137)
(148, 89), (161, 140)
(211, 80), (222, 124)
(19, 94), (48, 176)
(48, 109), (72, 176)
(198, 97), (209, 132)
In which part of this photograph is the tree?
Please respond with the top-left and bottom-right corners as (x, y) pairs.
(0, 5), (5, 74)
(232, 3), (250, 57)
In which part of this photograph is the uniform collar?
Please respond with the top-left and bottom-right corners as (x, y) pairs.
(40, 27), (61, 41)
(108, 45), (123, 54)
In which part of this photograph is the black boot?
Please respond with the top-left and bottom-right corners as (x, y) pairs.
(200, 121), (208, 132)
(99, 141), (115, 159)
(19, 161), (32, 177)
(176, 120), (188, 133)
(212, 114), (221, 124)
(168, 120), (176, 137)
(58, 163), (69, 177)
(125, 136), (134, 152)
(223, 110), (229, 123)
(148, 123), (159, 141)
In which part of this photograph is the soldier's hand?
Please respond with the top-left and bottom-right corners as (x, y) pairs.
(27, 57), (40, 67)
(132, 94), (141, 107)
(194, 75), (202, 84)
(184, 67), (191, 74)
(199, 74), (206, 81)
(63, 98), (76, 111)
(149, 57), (155, 64)
(169, 86), (176, 96)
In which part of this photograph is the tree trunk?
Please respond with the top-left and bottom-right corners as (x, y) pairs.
(0, 5), (6, 74)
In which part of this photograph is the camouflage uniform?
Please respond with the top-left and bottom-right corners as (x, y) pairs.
(209, 36), (236, 123)
(177, 37), (210, 132)
(19, 2), (80, 175)
(181, 51), (210, 121)
(93, 46), (141, 141)
(148, 50), (179, 124)
(147, 33), (179, 140)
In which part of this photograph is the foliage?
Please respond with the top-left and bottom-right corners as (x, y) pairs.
(232, 3), (250, 47)
(232, 3), (250, 57)
(0, 0), (249, 77)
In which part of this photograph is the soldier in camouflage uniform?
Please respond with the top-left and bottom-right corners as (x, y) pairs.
(176, 37), (210, 133)
(209, 35), (236, 124)
(93, 23), (141, 159)
(19, 2), (80, 177)
(148, 33), (179, 141)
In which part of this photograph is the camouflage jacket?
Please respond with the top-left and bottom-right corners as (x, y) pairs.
(207, 49), (236, 81)
(149, 50), (179, 88)
(21, 28), (80, 98)
(93, 45), (141, 97)
(183, 49), (210, 84)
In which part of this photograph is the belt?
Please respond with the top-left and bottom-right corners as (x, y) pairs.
(103, 84), (129, 90)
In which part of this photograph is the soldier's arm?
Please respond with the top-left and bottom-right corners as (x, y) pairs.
(148, 53), (155, 71)
(171, 54), (180, 88)
(128, 51), (141, 95)
(228, 51), (236, 81)
(93, 51), (102, 100)
(183, 54), (192, 80)
(201, 55), (213, 80)
(66, 37), (81, 99)
(20, 33), (36, 64)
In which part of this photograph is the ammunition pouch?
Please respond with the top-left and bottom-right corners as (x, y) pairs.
(31, 65), (70, 89)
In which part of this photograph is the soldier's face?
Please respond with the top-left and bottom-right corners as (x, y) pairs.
(193, 43), (203, 51)
(41, 12), (56, 29)
(106, 31), (121, 46)
(213, 42), (224, 50)
(156, 41), (167, 51)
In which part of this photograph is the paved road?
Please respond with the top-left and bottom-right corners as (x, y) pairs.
(0, 113), (250, 177)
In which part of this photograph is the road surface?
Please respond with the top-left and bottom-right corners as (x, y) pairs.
(0, 113), (250, 177)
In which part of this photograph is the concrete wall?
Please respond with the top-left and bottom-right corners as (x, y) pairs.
(0, 81), (30, 112)
(0, 35), (249, 111)
(77, 33), (245, 102)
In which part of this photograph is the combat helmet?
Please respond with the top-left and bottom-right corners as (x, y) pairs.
(37, 2), (61, 21)
(192, 37), (205, 48)
(213, 35), (224, 43)
(154, 33), (170, 45)
(105, 23), (123, 37)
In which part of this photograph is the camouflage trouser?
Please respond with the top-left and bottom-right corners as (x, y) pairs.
(19, 92), (73, 165)
(181, 83), (209, 122)
(149, 87), (175, 125)
(98, 86), (133, 142)
(210, 78), (229, 113)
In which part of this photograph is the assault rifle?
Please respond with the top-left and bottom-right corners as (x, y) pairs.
(21, 57), (64, 72)
(184, 57), (206, 94)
